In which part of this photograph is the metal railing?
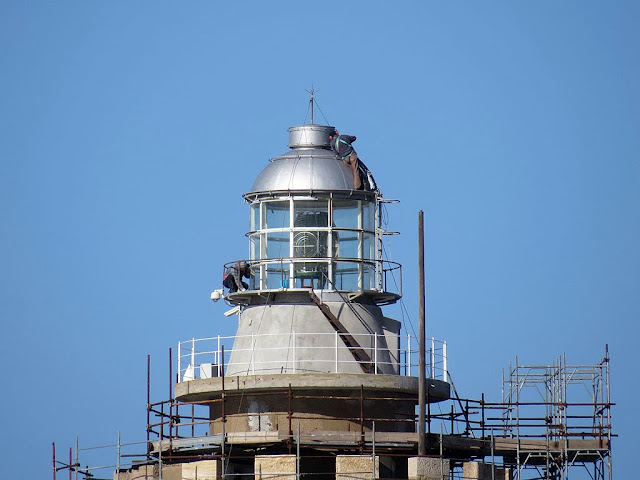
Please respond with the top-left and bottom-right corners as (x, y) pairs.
(177, 332), (447, 383)
(222, 258), (402, 298)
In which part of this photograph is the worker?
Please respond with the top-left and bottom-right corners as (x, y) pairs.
(330, 131), (362, 190)
(223, 261), (251, 293)
(329, 131), (379, 193)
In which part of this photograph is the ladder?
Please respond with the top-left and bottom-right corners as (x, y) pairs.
(308, 290), (375, 374)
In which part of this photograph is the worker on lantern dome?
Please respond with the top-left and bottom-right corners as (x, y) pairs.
(329, 130), (378, 193)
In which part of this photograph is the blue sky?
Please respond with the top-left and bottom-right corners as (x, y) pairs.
(1, 1), (638, 478)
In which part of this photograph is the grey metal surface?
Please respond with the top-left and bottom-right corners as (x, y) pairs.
(249, 123), (364, 193)
(288, 124), (335, 148)
(250, 148), (355, 192)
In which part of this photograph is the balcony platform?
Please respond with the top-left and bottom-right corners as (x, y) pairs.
(225, 288), (401, 306)
(175, 372), (450, 403)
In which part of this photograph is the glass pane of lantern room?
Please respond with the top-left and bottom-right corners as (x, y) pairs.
(362, 233), (374, 260)
(362, 201), (374, 231)
(264, 201), (290, 229)
(266, 262), (290, 289)
(250, 203), (260, 231)
(294, 200), (329, 228)
(362, 263), (374, 291)
(265, 231), (290, 259)
(293, 261), (328, 290)
(333, 200), (359, 229)
(337, 231), (359, 259)
(334, 261), (359, 291)
(249, 233), (260, 260)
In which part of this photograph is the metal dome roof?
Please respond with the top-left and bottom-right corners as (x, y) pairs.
(247, 124), (359, 194)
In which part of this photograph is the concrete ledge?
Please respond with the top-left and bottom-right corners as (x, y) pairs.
(175, 373), (450, 403)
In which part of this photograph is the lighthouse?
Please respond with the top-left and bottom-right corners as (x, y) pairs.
(171, 119), (451, 478)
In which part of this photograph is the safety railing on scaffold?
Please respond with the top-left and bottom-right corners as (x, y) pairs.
(177, 332), (447, 383)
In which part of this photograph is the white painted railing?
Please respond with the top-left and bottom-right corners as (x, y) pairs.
(177, 333), (447, 383)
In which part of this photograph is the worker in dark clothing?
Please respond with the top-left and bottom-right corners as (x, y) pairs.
(329, 131), (379, 193)
(223, 261), (251, 293)
(330, 132), (362, 190)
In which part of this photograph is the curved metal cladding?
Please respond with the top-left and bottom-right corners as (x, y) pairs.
(247, 124), (363, 195)
(250, 148), (355, 193)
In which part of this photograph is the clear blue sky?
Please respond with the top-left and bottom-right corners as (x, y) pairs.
(1, 1), (637, 478)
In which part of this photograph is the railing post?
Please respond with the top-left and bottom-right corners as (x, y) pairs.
(177, 342), (181, 383)
(75, 437), (78, 480)
(116, 431), (120, 480)
(430, 337), (435, 379)
(191, 338), (195, 379)
(374, 333), (378, 374)
(407, 334), (411, 376)
(443, 341), (448, 382)
(335, 331), (339, 373)
(217, 335), (221, 377)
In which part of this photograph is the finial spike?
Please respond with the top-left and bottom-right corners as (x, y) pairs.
(306, 85), (317, 125)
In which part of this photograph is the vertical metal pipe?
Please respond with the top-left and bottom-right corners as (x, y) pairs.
(147, 355), (151, 462)
(605, 344), (612, 480)
(190, 339), (195, 378)
(491, 428), (495, 480)
(288, 383), (293, 454)
(481, 393), (485, 439)
(69, 446), (72, 480)
(443, 341), (447, 382)
(158, 436), (163, 480)
(427, 387), (431, 439)
(360, 384), (365, 452)
(160, 401), (164, 441)
(296, 421), (301, 480)
(217, 335), (221, 377)
(431, 337), (435, 379)
(407, 334), (411, 376)
(52, 442), (56, 480)
(450, 404), (454, 435)
(374, 332), (378, 374)
(169, 347), (173, 442)
(372, 420), (376, 480)
(177, 342), (181, 383)
(116, 431), (120, 480)
(75, 436), (78, 480)
(439, 424), (444, 479)
(418, 210), (426, 456)
(221, 345), (226, 480)
(335, 331), (339, 373)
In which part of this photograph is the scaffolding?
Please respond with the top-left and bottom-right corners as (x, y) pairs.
(497, 347), (612, 479)
(52, 348), (613, 480)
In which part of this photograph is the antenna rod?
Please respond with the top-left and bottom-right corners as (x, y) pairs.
(310, 90), (314, 124)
